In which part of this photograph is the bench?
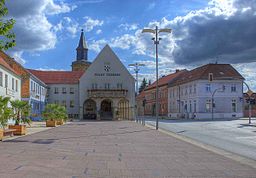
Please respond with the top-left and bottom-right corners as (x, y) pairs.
(3, 129), (16, 137)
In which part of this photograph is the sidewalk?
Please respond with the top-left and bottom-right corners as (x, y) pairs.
(0, 121), (256, 177)
(2, 122), (53, 141)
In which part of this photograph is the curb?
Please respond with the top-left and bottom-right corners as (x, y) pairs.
(145, 123), (256, 169)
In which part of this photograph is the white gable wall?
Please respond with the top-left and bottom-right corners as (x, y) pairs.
(79, 45), (135, 119)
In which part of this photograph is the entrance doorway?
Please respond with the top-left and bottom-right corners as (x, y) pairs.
(83, 99), (96, 119)
(100, 99), (113, 119)
(118, 99), (129, 120)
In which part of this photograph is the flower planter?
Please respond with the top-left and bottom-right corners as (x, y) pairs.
(57, 120), (64, 125)
(8, 125), (26, 135)
(0, 129), (3, 141)
(46, 120), (57, 127)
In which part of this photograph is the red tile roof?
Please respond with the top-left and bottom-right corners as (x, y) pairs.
(169, 64), (244, 87)
(136, 90), (146, 100)
(145, 70), (187, 91)
(0, 54), (19, 76)
(27, 69), (84, 84)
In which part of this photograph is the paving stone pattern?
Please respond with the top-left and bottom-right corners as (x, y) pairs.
(0, 121), (256, 178)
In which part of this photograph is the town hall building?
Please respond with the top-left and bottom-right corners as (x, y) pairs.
(29, 30), (135, 120)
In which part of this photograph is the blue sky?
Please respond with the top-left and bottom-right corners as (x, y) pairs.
(5, 0), (256, 90)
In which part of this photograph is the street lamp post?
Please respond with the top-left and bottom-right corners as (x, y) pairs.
(243, 82), (253, 124)
(142, 26), (172, 130)
(129, 62), (145, 95)
(211, 85), (225, 120)
(129, 62), (145, 123)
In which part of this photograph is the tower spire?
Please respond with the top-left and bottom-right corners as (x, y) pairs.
(76, 29), (88, 61)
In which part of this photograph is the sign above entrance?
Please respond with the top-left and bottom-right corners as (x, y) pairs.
(94, 73), (120, 76)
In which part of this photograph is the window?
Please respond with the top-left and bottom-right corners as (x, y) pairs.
(232, 99), (237, 112)
(70, 100), (74, 108)
(0, 71), (3, 86)
(62, 100), (66, 107)
(54, 87), (58, 94)
(185, 86), (188, 95)
(70, 87), (74, 94)
(12, 78), (14, 90)
(193, 100), (196, 112)
(189, 85), (192, 94)
(206, 99), (211, 112)
(104, 83), (110, 89)
(54, 100), (59, 104)
(117, 83), (122, 89)
(209, 73), (213, 81)
(15, 80), (18, 92)
(194, 84), (196, 94)
(206, 84), (211, 92)
(62, 87), (66, 94)
(189, 100), (192, 113)
(231, 84), (236, 92)
(5, 74), (8, 88)
(30, 81), (33, 91)
(92, 83), (98, 89)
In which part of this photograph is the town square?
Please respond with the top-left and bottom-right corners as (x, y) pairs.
(0, 0), (256, 177)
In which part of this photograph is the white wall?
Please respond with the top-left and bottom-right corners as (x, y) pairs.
(47, 84), (79, 117)
(79, 45), (135, 119)
(168, 79), (243, 119)
(0, 65), (21, 101)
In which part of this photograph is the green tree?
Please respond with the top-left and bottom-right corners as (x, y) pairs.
(0, 96), (12, 128)
(42, 104), (68, 122)
(139, 78), (148, 93)
(10, 100), (31, 126)
(0, 0), (15, 50)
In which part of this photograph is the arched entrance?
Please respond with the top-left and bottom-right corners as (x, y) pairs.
(118, 99), (129, 120)
(100, 99), (113, 119)
(83, 99), (96, 119)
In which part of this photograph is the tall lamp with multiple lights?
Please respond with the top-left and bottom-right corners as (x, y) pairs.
(129, 62), (145, 95)
(142, 26), (172, 130)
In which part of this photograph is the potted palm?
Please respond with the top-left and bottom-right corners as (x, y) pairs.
(9, 100), (31, 135)
(0, 96), (12, 140)
(56, 105), (68, 125)
(42, 104), (58, 127)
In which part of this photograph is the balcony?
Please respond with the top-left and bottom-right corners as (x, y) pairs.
(87, 89), (128, 98)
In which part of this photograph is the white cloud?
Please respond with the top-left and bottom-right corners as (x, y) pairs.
(9, 51), (26, 65)
(110, 34), (137, 49)
(54, 17), (79, 38)
(36, 67), (65, 71)
(6, 0), (76, 56)
(83, 16), (104, 32)
(89, 39), (107, 52)
(96, 29), (102, 34)
(119, 23), (138, 31)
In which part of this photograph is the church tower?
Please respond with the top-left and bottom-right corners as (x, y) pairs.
(72, 29), (91, 71)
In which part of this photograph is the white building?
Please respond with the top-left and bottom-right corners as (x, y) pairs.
(79, 45), (135, 120)
(168, 64), (244, 119)
(0, 55), (21, 101)
(29, 30), (135, 120)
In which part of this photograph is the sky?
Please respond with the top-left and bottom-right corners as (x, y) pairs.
(4, 0), (256, 90)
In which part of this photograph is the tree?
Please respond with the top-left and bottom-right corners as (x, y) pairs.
(0, 96), (12, 128)
(10, 100), (31, 126)
(0, 0), (15, 50)
(139, 78), (148, 93)
(148, 80), (152, 86)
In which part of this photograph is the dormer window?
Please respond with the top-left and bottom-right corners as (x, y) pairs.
(208, 73), (213, 82)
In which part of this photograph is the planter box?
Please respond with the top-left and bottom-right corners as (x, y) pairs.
(57, 120), (64, 125)
(8, 125), (26, 135)
(0, 129), (3, 141)
(46, 120), (57, 127)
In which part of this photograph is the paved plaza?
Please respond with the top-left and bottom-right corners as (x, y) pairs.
(0, 121), (256, 178)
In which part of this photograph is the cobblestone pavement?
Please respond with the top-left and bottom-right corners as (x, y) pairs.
(0, 121), (256, 178)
